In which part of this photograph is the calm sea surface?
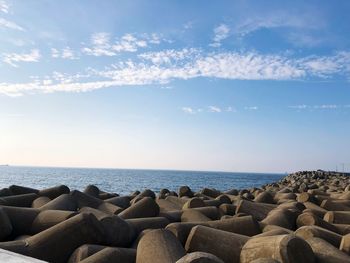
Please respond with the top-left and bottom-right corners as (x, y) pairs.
(0, 166), (284, 195)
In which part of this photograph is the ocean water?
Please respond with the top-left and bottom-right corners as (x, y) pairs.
(0, 166), (284, 195)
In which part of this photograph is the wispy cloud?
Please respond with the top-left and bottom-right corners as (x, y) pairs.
(289, 104), (350, 110)
(0, 17), (24, 31)
(288, 105), (308, 110)
(138, 48), (199, 64)
(1, 50), (350, 96)
(81, 32), (115, 56)
(232, 8), (329, 48)
(51, 47), (78, 60)
(2, 49), (41, 67)
(182, 107), (197, 114)
(208, 106), (222, 112)
(225, 106), (236, 112)
(82, 32), (164, 57)
(244, 106), (258, 110)
(183, 21), (193, 30)
(0, 0), (9, 13)
(160, 86), (173, 90)
(181, 105), (237, 114)
(210, 24), (230, 47)
(0, 1), (25, 31)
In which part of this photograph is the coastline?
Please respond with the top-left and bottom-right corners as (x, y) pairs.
(0, 170), (348, 262)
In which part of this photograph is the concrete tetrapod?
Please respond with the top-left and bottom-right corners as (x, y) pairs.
(136, 229), (186, 263)
(176, 252), (224, 263)
(131, 229), (153, 249)
(182, 198), (206, 209)
(321, 200), (350, 211)
(240, 234), (315, 263)
(157, 198), (183, 212)
(191, 207), (221, 220)
(105, 196), (131, 209)
(38, 185), (70, 199)
(31, 197), (51, 209)
(303, 202), (328, 218)
(306, 237), (350, 263)
(253, 228), (292, 237)
(8, 185), (38, 195)
(0, 208), (12, 240)
(249, 259), (280, 263)
(126, 217), (170, 235)
(118, 197), (159, 219)
(340, 233), (350, 255)
(159, 210), (183, 222)
(0, 193), (38, 207)
(205, 215), (261, 236)
(30, 210), (78, 234)
(167, 215), (260, 246)
(0, 213), (105, 263)
(68, 244), (107, 263)
(181, 209), (212, 222)
(79, 207), (135, 247)
(235, 200), (277, 221)
(185, 225), (249, 263)
(261, 208), (298, 230)
(296, 212), (340, 234)
(79, 247), (136, 263)
(83, 185), (100, 198)
(218, 204), (236, 216)
(179, 186), (194, 198)
(295, 225), (342, 247)
(2, 206), (40, 236)
(324, 211), (350, 224)
(39, 194), (78, 211)
(166, 222), (199, 246)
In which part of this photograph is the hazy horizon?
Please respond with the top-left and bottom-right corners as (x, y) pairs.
(1, 0), (350, 173)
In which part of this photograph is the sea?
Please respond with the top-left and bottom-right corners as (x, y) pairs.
(0, 166), (285, 195)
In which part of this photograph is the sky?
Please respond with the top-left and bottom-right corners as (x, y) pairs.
(0, 0), (349, 173)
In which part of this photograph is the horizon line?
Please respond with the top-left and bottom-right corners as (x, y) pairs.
(1, 163), (287, 175)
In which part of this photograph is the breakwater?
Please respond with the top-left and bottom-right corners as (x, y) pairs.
(0, 170), (349, 262)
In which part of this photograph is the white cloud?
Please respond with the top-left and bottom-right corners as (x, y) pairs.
(226, 106), (236, 112)
(1, 50), (350, 96)
(82, 32), (115, 56)
(2, 49), (40, 67)
(51, 48), (59, 58)
(182, 107), (196, 114)
(300, 53), (349, 77)
(0, 0), (9, 13)
(160, 86), (173, 90)
(92, 32), (110, 46)
(289, 104), (349, 110)
(210, 24), (230, 47)
(288, 105), (308, 109)
(314, 104), (338, 109)
(228, 7), (332, 48)
(244, 106), (258, 110)
(82, 32), (164, 57)
(51, 47), (77, 59)
(183, 21), (193, 30)
(208, 106), (222, 113)
(62, 47), (77, 59)
(138, 48), (199, 64)
(0, 17), (24, 31)
(148, 33), (162, 44)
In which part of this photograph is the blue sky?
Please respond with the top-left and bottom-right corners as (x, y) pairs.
(0, 0), (349, 172)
